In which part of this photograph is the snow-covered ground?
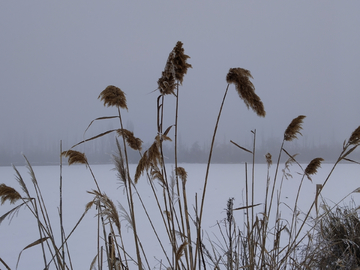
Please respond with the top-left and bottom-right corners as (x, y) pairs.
(1, 162), (359, 269)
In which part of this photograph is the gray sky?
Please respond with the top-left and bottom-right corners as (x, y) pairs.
(1, 1), (360, 156)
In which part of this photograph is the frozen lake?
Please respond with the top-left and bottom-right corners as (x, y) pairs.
(1, 162), (360, 269)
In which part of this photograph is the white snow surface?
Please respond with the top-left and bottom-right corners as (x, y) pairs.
(0, 162), (359, 269)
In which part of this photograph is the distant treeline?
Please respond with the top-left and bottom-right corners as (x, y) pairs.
(1, 136), (357, 166)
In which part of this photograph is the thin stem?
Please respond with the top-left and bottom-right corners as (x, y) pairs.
(194, 83), (230, 270)
(60, 140), (65, 269)
(117, 106), (142, 270)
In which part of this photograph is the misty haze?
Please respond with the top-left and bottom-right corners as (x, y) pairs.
(1, 2), (360, 166)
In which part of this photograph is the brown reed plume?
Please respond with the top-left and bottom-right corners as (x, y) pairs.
(284, 115), (306, 141)
(157, 41), (192, 95)
(117, 129), (143, 151)
(173, 41), (192, 84)
(175, 167), (187, 183)
(89, 190), (121, 233)
(226, 67), (266, 117)
(0, 184), (21, 204)
(61, 150), (88, 165)
(98, 85), (128, 110)
(348, 125), (360, 145)
(265, 153), (272, 166)
(305, 157), (324, 180)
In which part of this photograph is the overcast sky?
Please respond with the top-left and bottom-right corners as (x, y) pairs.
(1, 2), (360, 156)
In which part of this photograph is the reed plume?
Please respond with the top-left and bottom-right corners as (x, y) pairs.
(265, 153), (272, 166)
(284, 115), (306, 141)
(0, 184), (21, 204)
(134, 152), (150, 184)
(117, 129), (142, 151)
(157, 41), (192, 95)
(348, 126), (360, 145)
(61, 150), (88, 165)
(173, 41), (192, 84)
(113, 138), (127, 185)
(226, 67), (265, 117)
(175, 167), (187, 184)
(89, 190), (121, 233)
(98, 85), (128, 110)
(305, 157), (324, 179)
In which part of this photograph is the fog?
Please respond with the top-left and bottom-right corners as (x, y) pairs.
(1, 2), (360, 164)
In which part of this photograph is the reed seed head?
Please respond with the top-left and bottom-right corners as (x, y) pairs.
(98, 85), (128, 110)
(0, 184), (21, 204)
(158, 70), (176, 96)
(157, 41), (192, 95)
(134, 152), (149, 184)
(284, 115), (306, 141)
(305, 157), (324, 179)
(226, 68), (266, 117)
(117, 129), (143, 151)
(173, 41), (192, 84)
(176, 241), (188, 262)
(61, 150), (88, 165)
(175, 167), (187, 183)
(265, 153), (272, 166)
(348, 126), (360, 145)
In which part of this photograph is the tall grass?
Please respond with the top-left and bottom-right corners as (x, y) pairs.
(1, 41), (360, 270)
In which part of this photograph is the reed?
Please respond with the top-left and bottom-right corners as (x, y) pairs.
(1, 41), (360, 270)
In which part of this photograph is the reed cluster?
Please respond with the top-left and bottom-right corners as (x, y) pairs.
(1, 41), (360, 270)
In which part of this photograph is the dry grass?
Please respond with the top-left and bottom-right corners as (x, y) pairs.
(1, 41), (360, 270)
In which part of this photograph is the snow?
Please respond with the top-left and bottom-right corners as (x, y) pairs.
(0, 162), (359, 269)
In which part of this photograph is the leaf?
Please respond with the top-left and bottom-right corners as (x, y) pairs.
(89, 254), (98, 270)
(0, 201), (28, 225)
(341, 145), (358, 159)
(234, 203), (261, 211)
(342, 157), (360, 165)
(0, 257), (11, 270)
(83, 116), (119, 136)
(230, 140), (252, 154)
(71, 129), (118, 148)
(16, 237), (50, 269)
(163, 125), (174, 136)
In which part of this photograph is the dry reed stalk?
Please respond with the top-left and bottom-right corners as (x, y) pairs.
(281, 126), (360, 266)
(288, 158), (324, 254)
(196, 67), (266, 267)
(23, 155), (63, 268)
(267, 116), (306, 231)
(110, 91), (142, 270)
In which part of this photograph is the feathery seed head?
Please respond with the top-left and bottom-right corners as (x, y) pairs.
(158, 70), (176, 96)
(175, 167), (187, 183)
(0, 184), (21, 204)
(284, 115), (306, 141)
(98, 85), (128, 110)
(157, 41), (191, 95)
(226, 68), (266, 117)
(61, 150), (88, 165)
(173, 41), (192, 84)
(265, 153), (272, 166)
(305, 158), (324, 179)
(134, 152), (149, 184)
(117, 129), (142, 151)
(348, 126), (360, 145)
